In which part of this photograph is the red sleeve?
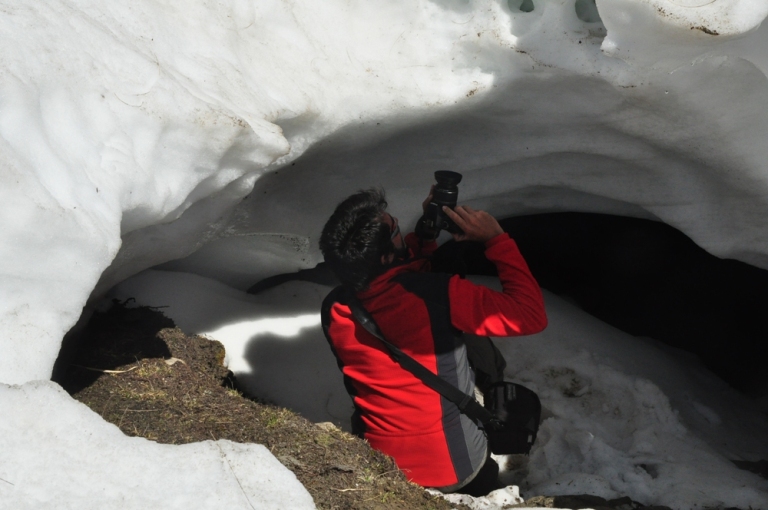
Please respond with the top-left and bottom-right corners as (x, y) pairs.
(449, 233), (547, 337)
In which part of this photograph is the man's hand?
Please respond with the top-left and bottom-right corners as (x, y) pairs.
(442, 205), (504, 243)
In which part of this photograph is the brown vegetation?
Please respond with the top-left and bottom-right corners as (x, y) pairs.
(55, 302), (455, 510)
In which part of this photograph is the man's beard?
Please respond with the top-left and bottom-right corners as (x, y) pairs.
(394, 243), (409, 261)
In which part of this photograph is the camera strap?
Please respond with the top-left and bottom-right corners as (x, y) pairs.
(336, 287), (496, 428)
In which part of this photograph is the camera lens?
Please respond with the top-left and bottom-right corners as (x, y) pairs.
(418, 170), (464, 240)
(434, 170), (462, 188)
(433, 170), (462, 209)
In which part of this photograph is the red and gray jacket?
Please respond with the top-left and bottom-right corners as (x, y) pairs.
(321, 232), (547, 489)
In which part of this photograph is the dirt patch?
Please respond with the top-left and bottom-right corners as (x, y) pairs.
(54, 301), (757, 510)
(55, 302), (456, 510)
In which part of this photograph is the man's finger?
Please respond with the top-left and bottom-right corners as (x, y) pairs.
(442, 205), (461, 220)
(447, 205), (472, 224)
(449, 205), (472, 220)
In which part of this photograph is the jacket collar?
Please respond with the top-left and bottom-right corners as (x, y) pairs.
(357, 257), (430, 300)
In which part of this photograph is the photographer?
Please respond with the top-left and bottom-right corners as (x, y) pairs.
(319, 183), (547, 496)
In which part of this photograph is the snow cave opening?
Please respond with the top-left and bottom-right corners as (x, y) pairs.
(244, 210), (768, 401)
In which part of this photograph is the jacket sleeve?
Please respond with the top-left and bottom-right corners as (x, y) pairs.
(449, 233), (547, 337)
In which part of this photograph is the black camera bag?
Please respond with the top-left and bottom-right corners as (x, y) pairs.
(329, 286), (541, 455)
(483, 382), (541, 455)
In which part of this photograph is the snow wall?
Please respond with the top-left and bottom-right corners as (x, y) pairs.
(2, 0), (768, 509)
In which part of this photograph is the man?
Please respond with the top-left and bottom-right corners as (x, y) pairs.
(319, 188), (547, 496)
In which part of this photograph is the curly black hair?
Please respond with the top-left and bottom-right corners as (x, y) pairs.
(319, 188), (393, 291)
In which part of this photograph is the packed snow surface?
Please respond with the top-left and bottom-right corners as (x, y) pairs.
(0, 380), (314, 510)
(108, 272), (768, 510)
(2, 0), (768, 508)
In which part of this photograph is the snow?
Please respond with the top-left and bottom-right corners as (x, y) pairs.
(432, 485), (526, 508)
(0, 380), (314, 510)
(499, 288), (768, 509)
(105, 271), (768, 509)
(3, 0), (768, 508)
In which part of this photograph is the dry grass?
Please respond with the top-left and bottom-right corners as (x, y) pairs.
(55, 302), (459, 510)
(55, 301), (735, 510)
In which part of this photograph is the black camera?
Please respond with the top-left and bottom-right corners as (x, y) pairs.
(420, 170), (463, 239)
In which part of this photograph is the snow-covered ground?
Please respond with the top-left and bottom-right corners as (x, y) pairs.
(107, 270), (768, 510)
(3, 0), (768, 508)
(0, 380), (314, 510)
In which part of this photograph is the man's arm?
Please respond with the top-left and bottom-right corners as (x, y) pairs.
(442, 206), (548, 337)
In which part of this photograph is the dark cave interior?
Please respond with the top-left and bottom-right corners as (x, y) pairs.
(431, 212), (768, 399)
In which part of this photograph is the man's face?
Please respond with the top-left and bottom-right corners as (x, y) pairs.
(382, 212), (408, 260)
